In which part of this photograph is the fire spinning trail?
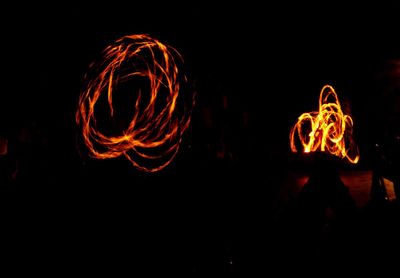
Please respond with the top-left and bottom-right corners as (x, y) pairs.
(76, 34), (194, 172)
(290, 85), (360, 164)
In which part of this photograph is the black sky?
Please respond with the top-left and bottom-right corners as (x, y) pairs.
(4, 2), (400, 138)
(1, 3), (399, 193)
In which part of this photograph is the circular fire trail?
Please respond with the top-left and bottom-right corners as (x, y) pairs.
(290, 85), (360, 164)
(76, 34), (194, 172)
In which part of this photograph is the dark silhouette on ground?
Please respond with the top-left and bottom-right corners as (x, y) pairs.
(272, 153), (359, 269)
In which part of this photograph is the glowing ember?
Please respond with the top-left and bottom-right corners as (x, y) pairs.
(76, 34), (194, 172)
(0, 137), (7, 155)
(290, 85), (360, 164)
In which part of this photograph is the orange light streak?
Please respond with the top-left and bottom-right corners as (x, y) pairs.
(290, 85), (360, 164)
(76, 34), (194, 172)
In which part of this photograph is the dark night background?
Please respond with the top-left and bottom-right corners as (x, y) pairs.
(0, 2), (400, 275)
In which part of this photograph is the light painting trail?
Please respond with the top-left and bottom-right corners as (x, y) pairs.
(76, 34), (194, 172)
(290, 85), (360, 164)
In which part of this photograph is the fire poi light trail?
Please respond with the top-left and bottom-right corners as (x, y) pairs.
(76, 34), (194, 172)
(289, 85), (360, 164)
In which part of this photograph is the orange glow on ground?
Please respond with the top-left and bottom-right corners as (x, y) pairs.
(76, 34), (194, 172)
(290, 85), (360, 164)
(0, 138), (7, 155)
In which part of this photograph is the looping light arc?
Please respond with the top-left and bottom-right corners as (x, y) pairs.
(76, 34), (194, 172)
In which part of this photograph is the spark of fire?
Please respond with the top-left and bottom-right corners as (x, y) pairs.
(76, 34), (194, 172)
(290, 85), (360, 164)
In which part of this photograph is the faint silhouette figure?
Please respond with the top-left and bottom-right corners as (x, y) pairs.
(12, 121), (49, 186)
(0, 137), (17, 185)
(369, 144), (389, 204)
(373, 58), (400, 201)
(277, 152), (357, 266)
